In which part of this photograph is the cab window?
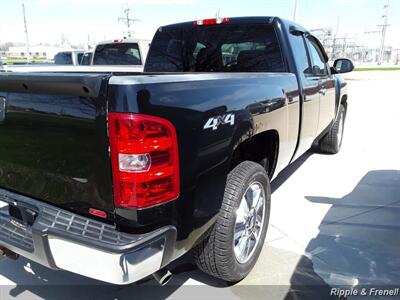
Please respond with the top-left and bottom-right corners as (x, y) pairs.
(306, 37), (328, 76)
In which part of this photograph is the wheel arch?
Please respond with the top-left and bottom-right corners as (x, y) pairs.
(229, 129), (280, 179)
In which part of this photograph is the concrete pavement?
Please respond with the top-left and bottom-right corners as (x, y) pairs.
(0, 71), (399, 299)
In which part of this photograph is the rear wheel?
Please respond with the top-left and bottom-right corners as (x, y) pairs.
(318, 104), (346, 154)
(193, 161), (271, 282)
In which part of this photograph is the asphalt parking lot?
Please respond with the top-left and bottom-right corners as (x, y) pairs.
(0, 71), (399, 300)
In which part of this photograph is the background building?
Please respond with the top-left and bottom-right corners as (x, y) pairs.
(7, 45), (68, 60)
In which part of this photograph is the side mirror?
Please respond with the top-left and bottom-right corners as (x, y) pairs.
(333, 58), (354, 74)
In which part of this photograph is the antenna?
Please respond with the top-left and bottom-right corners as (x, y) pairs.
(118, 7), (140, 38)
(21, 0), (30, 63)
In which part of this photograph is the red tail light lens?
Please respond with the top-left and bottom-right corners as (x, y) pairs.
(108, 113), (180, 208)
(194, 18), (229, 26)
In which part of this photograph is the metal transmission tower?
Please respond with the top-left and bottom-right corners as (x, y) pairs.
(21, 0), (30, 62)
(118, 7), (140, 38)
(378, 0), (390, 64)
(365, 0), (390, 64)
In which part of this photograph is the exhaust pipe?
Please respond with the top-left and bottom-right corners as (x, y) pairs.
(0, 247), (19, 260)
(152, 268), (173, 286)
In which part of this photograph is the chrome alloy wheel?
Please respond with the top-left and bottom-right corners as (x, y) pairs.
(233, 181), (266, 264)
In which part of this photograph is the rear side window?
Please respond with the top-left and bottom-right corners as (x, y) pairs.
(306, 38), (328, 76)
(288, 33), (312, 78)
(145, 24), (285, 73)
(54, 52), (73, 65)
(93, 43), (142, 65)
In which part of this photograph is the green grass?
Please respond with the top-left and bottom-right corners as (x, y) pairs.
(354, 67), (400, 71)
(4, 58), (49, 65)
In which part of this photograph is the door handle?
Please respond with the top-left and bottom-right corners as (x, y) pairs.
(319, 88), (327, 96)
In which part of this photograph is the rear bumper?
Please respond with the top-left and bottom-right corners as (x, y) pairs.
(0, 188), (176, 285)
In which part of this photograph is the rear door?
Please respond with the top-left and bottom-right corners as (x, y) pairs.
(289, 31), (320, 159)
(306, 36), (336, 134)
(0, 74), (115, 220)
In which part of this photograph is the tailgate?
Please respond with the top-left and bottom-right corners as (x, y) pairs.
(0, 73), (115, 221)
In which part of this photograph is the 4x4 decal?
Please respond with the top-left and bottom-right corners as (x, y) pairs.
(203, 114), (235, 131)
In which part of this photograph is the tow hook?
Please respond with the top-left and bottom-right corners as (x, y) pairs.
(0, 247), (19, 260)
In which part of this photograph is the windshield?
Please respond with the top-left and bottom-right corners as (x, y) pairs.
(145, 24), (285, 72)
(93, 43), (142, 65)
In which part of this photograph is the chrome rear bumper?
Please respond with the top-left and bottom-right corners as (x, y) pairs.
(0, 188), (176, 285)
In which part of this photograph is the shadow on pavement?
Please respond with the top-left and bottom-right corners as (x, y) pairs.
(284, 255), (340, 300)
(284, 170), (400, 299)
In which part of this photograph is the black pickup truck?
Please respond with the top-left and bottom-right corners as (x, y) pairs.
(0, 17), (353, 285)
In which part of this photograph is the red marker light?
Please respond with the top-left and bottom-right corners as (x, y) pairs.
(89, 208), (107, 219)
(194, 18), (229, 26)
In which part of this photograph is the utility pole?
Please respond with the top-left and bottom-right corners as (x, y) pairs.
(293, 0), (299, 22)
(21, 0), (30, 62)
(378, 0), (390, 64)
(118, 7), (139, 38)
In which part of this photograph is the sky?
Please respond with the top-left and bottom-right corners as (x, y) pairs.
(0, 0), (399, 49)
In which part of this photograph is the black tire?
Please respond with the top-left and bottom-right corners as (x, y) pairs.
(318, 104), (346, 154)
(193, 161), (271, 282)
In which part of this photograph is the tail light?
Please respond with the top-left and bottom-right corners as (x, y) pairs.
(108, 113), (180, 209)
(194, 18), (229, 26)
